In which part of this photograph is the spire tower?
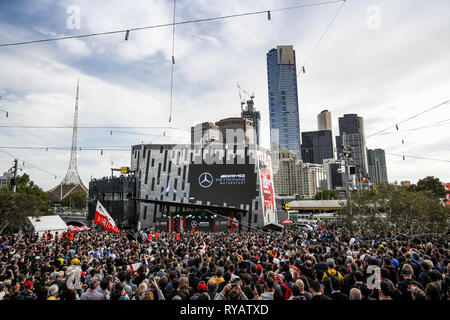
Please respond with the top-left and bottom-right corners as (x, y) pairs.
(47, 79), (87, 202)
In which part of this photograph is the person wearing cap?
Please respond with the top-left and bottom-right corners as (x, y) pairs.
(80, 276), (104, 300)
(19, 280), (37, 300)
(194, 280), (207, 299)
(397, 264), (424, 300)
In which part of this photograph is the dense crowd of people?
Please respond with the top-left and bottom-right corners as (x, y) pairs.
(0, 226), (448, 301)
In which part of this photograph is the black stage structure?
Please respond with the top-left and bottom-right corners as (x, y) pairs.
(132, 198), (251, 233)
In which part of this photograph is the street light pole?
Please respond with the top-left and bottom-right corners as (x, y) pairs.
(11, 159), (18, 193)
(341, 144), (353, 222)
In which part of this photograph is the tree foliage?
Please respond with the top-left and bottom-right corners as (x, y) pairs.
(6, 173), (51, 215)
(408, 176), (448, 198)
(314, 190), (340, 200)
(0, 189), (44, 235)
(339, 181), (449, 236)
(61, 191), (87, 210)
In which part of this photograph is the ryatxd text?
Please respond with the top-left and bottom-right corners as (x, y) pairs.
(180, 304), (269, 317)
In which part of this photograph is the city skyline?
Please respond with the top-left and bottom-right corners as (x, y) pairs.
(0, 0), (449, 190)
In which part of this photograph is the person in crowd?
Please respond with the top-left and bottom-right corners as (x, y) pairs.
(349, 288), (362, 300)
(397, 264), (424, 300)
(309, 280), (332, 301)
(47, 284), (59, 300)
(80, 276), (104, 300)
(0, 226), (447, 302)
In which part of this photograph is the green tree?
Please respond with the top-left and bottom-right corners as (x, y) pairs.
(339, 182), (449, 236)
(61, 191), (87, 210)
(314, 190), (340, 200)
(0, 189), (44, 235)
(7, 173), (52, 215)
(409, 176), (448, 198)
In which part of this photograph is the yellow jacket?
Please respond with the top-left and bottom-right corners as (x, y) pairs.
(322, 268), (343, 281)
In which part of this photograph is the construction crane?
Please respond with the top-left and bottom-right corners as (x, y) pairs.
(237, 82), (254, 112)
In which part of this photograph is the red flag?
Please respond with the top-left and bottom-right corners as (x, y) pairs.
(192, 227), (195, 232)
(155, 232), (160, 240)
(176, 233), (180, 240)
(148, 234), (153, 241)
(94, 201), (120, 234)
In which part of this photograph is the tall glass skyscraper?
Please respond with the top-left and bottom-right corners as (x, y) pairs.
(267, 45), (301, 158)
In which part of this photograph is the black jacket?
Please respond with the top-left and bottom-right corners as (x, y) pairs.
(330, 291), (349, 301)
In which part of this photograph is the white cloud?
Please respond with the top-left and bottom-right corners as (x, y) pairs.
(0, 0), (450, 190)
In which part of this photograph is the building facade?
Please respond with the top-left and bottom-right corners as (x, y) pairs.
(267, 45), (301, 158)
(367, 148), (388, 183)
(215, 117), (255, 145)
(190, 122), (220, 146)
(322, 158), (345, 191)
(0, 172), (12, 188)
(335, 114), (369, 176)
(273, 148), (322, 199)
(130, 143), (277, 231)
(301, 130), (334, 165)
(241, 99), (261, 146)
(317, 110), (333, 131)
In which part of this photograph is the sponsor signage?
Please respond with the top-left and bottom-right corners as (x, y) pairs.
(188, 163), (258, 208)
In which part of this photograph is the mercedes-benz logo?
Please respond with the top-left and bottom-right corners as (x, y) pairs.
(198, 172), (213, 188)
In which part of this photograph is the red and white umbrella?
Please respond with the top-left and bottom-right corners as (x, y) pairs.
(67, 225), (90, 232)
(282, 219), (293, 224)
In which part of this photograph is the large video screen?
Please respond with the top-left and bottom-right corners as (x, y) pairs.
(188, 163), (258, 208)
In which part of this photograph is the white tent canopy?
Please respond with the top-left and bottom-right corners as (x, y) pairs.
(27, 215), (68, 236)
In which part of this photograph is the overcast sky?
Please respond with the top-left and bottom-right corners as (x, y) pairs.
(0, 0), (449, 191)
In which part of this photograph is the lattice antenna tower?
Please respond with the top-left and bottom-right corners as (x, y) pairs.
(61, 78), (84, 186)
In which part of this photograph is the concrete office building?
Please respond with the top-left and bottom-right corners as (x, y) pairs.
(273, 148), (323, 199)
(318, 110), (333, 131)
(335, 114), (369, 176)
(190, 122), (220, 146)
(191, 117), (255, 146)
(322, 158), (345, 191)
(0, 172), (12, 188)
(215, 117), (255, 145)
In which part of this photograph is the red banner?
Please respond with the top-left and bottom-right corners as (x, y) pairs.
(94, 201), (120, 234)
